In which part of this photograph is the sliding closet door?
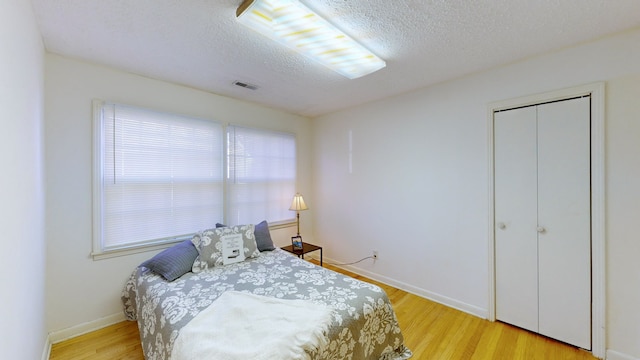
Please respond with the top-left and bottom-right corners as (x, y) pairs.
(537, 97), (591, 349)
(494, 106), (539, 333)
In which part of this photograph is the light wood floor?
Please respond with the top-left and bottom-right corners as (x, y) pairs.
(50, 262), (596, 360)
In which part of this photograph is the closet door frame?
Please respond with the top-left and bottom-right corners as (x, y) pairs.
(487, 82), (605, 358)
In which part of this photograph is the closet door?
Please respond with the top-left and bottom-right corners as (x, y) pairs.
(494, 97), (591, 350)
(494, 106), (539, 333)
(537, 97), (591, 349)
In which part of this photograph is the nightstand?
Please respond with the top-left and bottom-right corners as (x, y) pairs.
(281, 242), (323, 266)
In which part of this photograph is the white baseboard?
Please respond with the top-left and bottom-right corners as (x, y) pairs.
(41, 335), (51, 360)
(607, 350), (640, 360)
(48, 312), (126, 344)
(319, 255), (488, 319)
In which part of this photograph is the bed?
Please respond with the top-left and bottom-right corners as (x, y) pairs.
(122, 223), (412, 360)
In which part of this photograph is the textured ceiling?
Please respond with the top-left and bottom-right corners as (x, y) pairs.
(32, 0), (640, 117)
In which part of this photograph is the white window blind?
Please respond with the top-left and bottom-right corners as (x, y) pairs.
(95, 102), (224, 252)
(227, 126), (296, 225)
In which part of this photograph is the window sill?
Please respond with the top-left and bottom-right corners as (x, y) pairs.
(267, 219), (297, 230)
(91, 239), (186, 261)
(92, 221), (297, 260)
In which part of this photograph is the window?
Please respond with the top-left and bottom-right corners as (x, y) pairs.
(93, 101), (297, 258)
(93, 101), (224, 256)
(227, 125), (296, 225)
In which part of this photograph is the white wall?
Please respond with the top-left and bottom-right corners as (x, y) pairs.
(0, 0), (47, 359)
(605, 74), (640, 360)
(312, 28), (640, 359)
(44, 54), (313, 337)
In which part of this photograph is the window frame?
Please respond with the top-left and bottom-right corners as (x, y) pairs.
(91, 100), (297, 260)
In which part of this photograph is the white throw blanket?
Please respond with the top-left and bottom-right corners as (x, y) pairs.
(171, 291), (334, 360)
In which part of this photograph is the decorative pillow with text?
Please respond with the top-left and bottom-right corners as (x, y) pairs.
(191, 224), (259, 273)
(216, 220), (275, 252)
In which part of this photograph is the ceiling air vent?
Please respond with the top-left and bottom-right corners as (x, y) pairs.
(233, 81), (259, 90)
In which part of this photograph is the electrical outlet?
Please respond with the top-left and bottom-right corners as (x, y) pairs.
(373, 250), (378, 259)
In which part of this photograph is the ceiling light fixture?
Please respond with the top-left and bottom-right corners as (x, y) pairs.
(236, 0), (386, 79)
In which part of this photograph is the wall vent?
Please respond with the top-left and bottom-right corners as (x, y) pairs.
(233, 81), (259, 90)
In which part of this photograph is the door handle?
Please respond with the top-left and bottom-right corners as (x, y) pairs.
(537, 226), (546, 233)
(497, 222), (506, 230)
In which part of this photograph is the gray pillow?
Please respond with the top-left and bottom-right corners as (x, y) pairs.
(254, 220), (275, 251)
(216, 220), (275, 252)
(140, 240), (198, 281)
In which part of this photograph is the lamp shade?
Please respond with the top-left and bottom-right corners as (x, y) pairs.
(289, 193), (308, 211)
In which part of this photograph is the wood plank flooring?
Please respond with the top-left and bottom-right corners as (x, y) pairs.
(50, 262), (595, 360)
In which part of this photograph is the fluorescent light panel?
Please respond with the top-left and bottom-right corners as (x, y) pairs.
(236, 0), (386, 79)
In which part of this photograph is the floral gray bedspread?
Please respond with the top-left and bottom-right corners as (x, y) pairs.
(122, 248), (412, 360)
